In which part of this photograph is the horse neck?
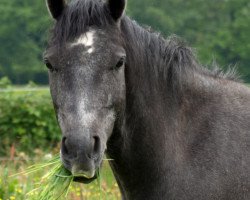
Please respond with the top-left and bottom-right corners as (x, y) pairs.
(107, 18), (191, 199)
(108, 17), (243, 199)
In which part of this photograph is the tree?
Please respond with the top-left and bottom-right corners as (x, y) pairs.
(0, 0), (51, 84)
(0, 0), (249, 83)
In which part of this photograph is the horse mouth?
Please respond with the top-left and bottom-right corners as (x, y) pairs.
(61, 157), (98, 184)
(73, 174), (97, 184)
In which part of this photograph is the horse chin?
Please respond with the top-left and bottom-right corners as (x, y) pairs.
(73, 174), (98, 184)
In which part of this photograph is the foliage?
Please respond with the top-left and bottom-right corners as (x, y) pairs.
(0, 89), (60, 156)
(0, 0), (50, 84)
(0, 77), (12, 88)
(26, 81), (37, 88)
(0, 0), (249, 83)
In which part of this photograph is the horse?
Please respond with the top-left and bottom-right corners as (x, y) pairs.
(44, 0), (250, 199)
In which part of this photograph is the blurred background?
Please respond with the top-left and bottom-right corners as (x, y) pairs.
(0, 0), (249, 199)
(1, 0), (250, 85)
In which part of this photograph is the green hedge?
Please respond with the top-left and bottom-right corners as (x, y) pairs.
(0, 89), (61, 156)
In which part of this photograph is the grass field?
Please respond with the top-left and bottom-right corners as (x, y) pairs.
(0, 153), (120, 200)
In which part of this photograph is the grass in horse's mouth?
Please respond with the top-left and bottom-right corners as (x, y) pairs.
(12, 155), (98, 200)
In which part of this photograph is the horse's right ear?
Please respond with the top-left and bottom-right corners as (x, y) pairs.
(46, 0), (65, 20)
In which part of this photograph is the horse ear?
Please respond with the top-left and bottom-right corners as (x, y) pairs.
(107, 0), (126, 21)
(46, 0), (66, 20)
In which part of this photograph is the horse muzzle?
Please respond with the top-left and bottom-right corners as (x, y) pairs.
(60, 134), (102, 183)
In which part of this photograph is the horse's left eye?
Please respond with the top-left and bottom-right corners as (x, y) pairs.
(114, 57), (125, 70)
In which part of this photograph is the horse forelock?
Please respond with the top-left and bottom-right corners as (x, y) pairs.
(49, 0), (113, 45)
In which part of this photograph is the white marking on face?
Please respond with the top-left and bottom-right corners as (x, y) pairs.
(78, 99), (96, 124)
(77, 31), (95, 46)
(80, 112), (96, 127)
(78, 98), (115, 131)
(71, 30), (96, 54)
(87, 48), (94, 54)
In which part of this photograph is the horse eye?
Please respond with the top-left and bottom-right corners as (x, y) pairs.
(45, 62), (53, 70)
(115, 58), (125, 69)
(44, 59), (56, 72)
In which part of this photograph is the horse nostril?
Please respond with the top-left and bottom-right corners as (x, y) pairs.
(89, 136), (101, 159)
(93, 136), (100, 154)
(61, 137), (69, 155)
